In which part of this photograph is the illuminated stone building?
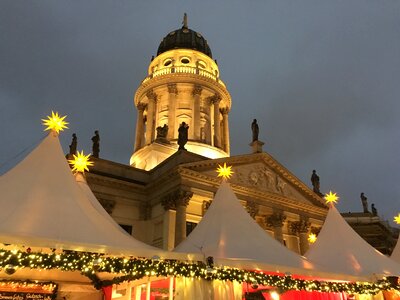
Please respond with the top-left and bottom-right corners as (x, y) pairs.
(85, 17), (328, 254)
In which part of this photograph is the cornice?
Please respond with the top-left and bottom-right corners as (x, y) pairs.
(177, 167), (328, 219)
(178, 153), (327, 209)
(134, 73), (231, 107)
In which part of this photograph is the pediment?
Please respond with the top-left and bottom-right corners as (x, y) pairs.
(179, 153), (326, 208)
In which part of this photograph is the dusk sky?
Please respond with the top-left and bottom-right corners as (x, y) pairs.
(1, 1), (400, 224)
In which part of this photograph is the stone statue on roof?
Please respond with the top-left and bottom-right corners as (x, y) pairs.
(360, 192), (368, 213)
(69, 133), (77, 155)
(178, 122), (189, 150)
(182, 13), (188, 29)
(311, 170), (321, 194)
(91, 130), (100, 158)
(251, 119), (259, 142)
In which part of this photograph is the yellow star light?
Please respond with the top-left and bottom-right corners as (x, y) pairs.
(42, 111), (69, 134)
(394, 213), (400, 225)
(216, 163), (234, 180)
(325, 191), (339, 205)
(68, 151), (94, 173)
(308, 233), (317, 244)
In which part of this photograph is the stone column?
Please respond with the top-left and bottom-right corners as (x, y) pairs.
(175, 190), (193, 246)
(192, 85), (202, 141)
(298, 219), (311, 255)
(161, 194), (177, 251)
(145, 90), (157, 145)
(134, 103), (146, 152)
(205, 98), (212, 145)
(167, 84), (178, 140)
(288, 220), (310, 254)
(212, 95), (222, 148)
(221, 108), (230, 154)
(266, 212), (286, 244)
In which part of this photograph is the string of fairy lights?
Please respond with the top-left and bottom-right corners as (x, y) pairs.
(0, 248), (397, 294)
(1, 112), (399, 295)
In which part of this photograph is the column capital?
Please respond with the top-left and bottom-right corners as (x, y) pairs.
(146, 90), (158, 102)
(167, 83), (178, 95)
(137, 102), (147, 111)
(246, 200), (259, 219)
(192, 84), (203, 96)
(288, 219), (311, 235)
(161, 189), (193, 210)
(220, 107), (230, 115)
(265, 212), (286, 228)
(210, 94), (222, 104)
(207, 94), (222, 105)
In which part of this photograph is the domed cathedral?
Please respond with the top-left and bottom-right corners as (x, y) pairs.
(131, 14), (231, 170)
(85, 15), (328, 254)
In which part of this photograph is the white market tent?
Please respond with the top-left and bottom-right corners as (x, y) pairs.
(0, 132), (173, 258)
(390, 236), (400, 263)
(305, 204), (400, 279)
(174, 180), (322, 276)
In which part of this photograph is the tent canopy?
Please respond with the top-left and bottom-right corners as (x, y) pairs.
(174, 181), (319, 275)
(0, 133), (178, 258)
(305, 204), (400, 278)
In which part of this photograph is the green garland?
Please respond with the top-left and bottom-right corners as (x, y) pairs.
(0, 249), (397, 295)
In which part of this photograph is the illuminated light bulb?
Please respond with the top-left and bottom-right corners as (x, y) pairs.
(42, 111), (68, 134)
(325, 191), (339, 205)
(308, 233), (317, 244)
(394, 213), (400, 224)
(270, 291), (280, 300)
(216, 163), (234, 180)
(68, 151), (93, 173)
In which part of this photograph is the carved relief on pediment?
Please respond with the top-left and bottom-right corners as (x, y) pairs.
(233, 164), (291, 196)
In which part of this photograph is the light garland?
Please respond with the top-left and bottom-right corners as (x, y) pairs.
(0, 248), (397, 294)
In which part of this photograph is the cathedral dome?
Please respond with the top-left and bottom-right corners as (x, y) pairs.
(157, 16), (212, 58)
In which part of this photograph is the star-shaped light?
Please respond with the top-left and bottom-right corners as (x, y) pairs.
(68, 151), (93, 173)
(324, 191), (339, 205)
(42, 111), (68, 134)
(308, 233), (317, 244)
(394, 213), (400, 225)
(216, 163), (234, 180)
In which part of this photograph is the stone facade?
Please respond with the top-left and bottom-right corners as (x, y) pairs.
(84, 22), (328, 255)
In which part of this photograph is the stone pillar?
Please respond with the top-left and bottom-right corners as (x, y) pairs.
(134, 103), (146, 152)
(145, 90), (157, 145)
(161, 194), (177, 251)
(296, 218), (311, 255)
(162, 210), (176, 251)
(167, 84), (178, 140)
(221, 108), (230, 154)
(192, 85), (202, 141)
(266, 212), (286, 244)
(175, 190), (193, 246)
(212, 95), (222, 148)
(205, 98), (212, 145)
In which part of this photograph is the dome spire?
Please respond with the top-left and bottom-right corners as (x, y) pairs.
(182, 13), (188, 29)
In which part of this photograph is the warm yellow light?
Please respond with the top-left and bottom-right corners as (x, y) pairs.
(216, 163), (234, 180)
(270, 291), (280, 300)
(68, 151), (93, 173)
(308, 233), (317, 244)
(325, 191), (339, 205)
(394, 213), (400, 225)
(42, 111), (68, 134)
